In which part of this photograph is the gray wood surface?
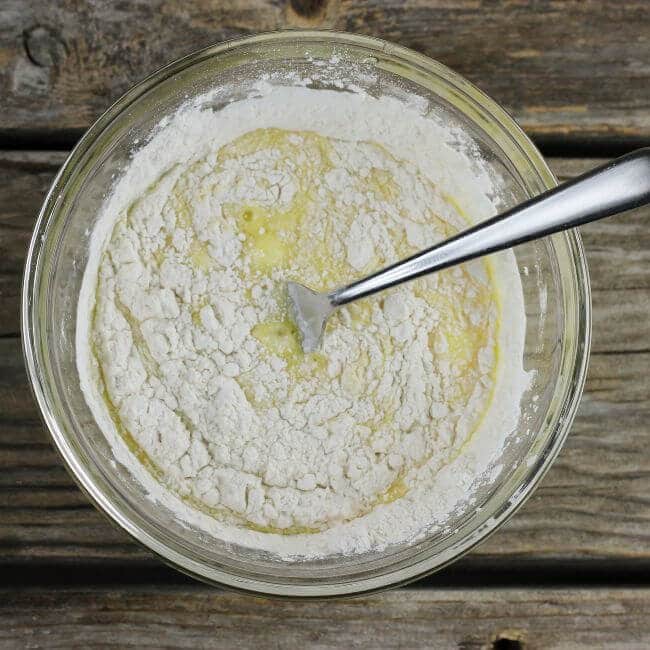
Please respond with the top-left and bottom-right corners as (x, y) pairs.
(2, 1), (650, 642)
(1, 585), (650, 649)
(2, 154), (649, 567)
(1, 2), (649, 144)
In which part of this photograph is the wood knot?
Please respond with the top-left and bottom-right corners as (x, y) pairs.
(23, 25), (68, 67)
(492, 630), (526, 650)
(289, 0), (327, 19)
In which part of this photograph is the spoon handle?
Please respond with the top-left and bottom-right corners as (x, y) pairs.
(330, 148), (650, 306)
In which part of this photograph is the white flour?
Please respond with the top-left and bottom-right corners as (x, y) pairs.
(77, 84), (529, 559)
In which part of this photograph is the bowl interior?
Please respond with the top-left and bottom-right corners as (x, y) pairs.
(24, 32), (589, 597)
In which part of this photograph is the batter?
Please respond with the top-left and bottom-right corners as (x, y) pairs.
(78, 85), (529, 558)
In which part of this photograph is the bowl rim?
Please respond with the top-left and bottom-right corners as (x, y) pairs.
(22, 29), (592, 598)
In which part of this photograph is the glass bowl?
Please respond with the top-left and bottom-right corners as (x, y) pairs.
(22, 31), (591, 598)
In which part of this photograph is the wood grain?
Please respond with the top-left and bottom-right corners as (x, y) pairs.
(1, 152), (650, 567)
(1, 585), (650, 648)
(0, 151), (67, 335)
(1, 1), (649, 144)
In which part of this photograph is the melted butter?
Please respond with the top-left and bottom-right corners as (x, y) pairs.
(378, 477), (409, 504)
(169, 190), (193, 229)
(416, 271), (494, 373)
(252, 317), (328, 379)
(190, 296), (209, 327)
(441, 192), (469, 225)
(188, 240), (213, 271)
(252, 318), (303, 367)
(368, 166), (400, 202)
(233, 202), (305, 274)
(245, 521), (321, 536)
(153, 234), (173, 267)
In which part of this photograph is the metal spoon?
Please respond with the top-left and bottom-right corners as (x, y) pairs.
(288, 148), (650, 352)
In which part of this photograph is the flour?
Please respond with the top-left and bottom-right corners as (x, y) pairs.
(77, 84), (530, 559)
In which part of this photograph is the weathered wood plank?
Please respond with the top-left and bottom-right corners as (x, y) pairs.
(1, 586), (650, 648)
(1, 1), (649, 143)
(1, 152), (650, 565)
(0, 151), (67, 335)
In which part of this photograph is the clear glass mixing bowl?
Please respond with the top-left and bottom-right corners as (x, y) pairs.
(22, 31), (591, 597)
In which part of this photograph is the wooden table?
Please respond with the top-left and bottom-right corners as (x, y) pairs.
(1, 2), (649, 648)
